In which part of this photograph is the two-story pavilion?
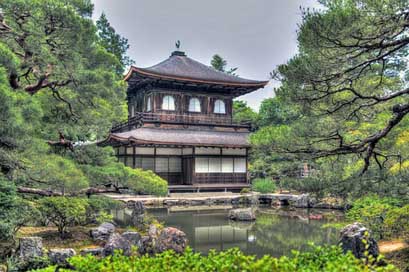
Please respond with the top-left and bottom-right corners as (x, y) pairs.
(100, 50), (268, 191)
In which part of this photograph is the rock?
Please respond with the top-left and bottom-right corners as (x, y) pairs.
(90, 222), (116, 242)
(48, 248), (76, 265)
(138, 236), (154, 255)
(138, 226), (188, 255)
(156, 227), (187, 254)
(228, 208), (256, 221)
(164, 199), (180, 206)
(339, 222), (379, 259)
(80, 248), (104, 256)
(127, 200), (145, 214)
(18, 237), (43, 259)
(103, 233), (132, 256)
(121, 231), (141, 246)
(290, 194), (311, 208)
(148, 224), (159, 237)
(271, 199), (282, 207)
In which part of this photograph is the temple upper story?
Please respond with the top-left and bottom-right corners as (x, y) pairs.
(112, 50), (268, 132)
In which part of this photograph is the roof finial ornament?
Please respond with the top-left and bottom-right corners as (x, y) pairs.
(172, 40), (186, 57)
(175, 40), (181, 50)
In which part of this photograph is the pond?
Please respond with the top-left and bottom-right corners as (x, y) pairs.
(113, 206), (344, 258)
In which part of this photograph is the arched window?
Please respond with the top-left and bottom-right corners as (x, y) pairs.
(146, 96), (152, 112)
(162, 95), (175, 111)
(214, 99), (226, 114)
(188, 97), (201, 112)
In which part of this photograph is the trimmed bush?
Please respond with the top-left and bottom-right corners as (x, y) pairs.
(38, 197), (89, 238)
(251, 178), (276, 193)
(33, 245), (397, 272)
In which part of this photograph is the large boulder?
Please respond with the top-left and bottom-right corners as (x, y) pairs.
(103, 233), (132, 257)
(339, 222), (379, 259)
(48, 248), (76, 265)
(138, 225), (187, 255)
(155, 227), (187, 254)
(18, 237), (43, 259)
(121, 231), (141, 247)
(228, 208), (256, 221)
(90, 222), (116, 242)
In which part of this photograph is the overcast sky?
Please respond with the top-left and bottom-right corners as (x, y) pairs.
(92, 0), (321, 111)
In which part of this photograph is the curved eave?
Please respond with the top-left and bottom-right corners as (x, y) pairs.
(124, 66), (268, 88)
(98, 133), (251, 148)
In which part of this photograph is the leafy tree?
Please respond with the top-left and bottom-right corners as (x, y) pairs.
(210, 54), (238, 75)
(38, 197), (89, 238)
(232, 100), (258, 124)
(96, 13), (134, 75)
(267, 0), (409, 173)
(257, 95), (300, 127)
(1, 0), (127, 141)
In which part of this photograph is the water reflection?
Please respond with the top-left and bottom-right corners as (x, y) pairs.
(113, 206), (343, 258)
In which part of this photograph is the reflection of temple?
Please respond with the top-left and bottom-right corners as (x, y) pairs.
(112, 207), (340, 257)
(114, 208), (253, 252)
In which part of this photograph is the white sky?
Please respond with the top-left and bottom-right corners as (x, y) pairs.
(92, 0), (322, 110)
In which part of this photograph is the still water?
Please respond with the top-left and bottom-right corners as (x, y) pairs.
(114, 206), (343, 258)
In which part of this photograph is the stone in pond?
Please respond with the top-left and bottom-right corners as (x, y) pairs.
(155, 227), (188, 254)
(103, 233), (132, 256)
(339, 222), (379, 259)
(138, 226), (187, 255)
(90, 222), (115, 242)
(18, 237), (43, 259)
(48, 248), (76, 265)
(228, 208), (256, 221)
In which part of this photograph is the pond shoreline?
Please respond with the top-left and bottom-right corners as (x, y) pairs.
(104, 192), (347, 210)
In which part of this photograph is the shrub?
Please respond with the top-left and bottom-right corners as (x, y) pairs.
(346, 195), (402, 239)
(0, 177), (38, 243)
(86, 196), (123, 224)
(251, 178), (276, 193)
(384, 205), (409, 241)
(38, 197), (89, 238)
(125, 168), (168, 196)
(240, 188), (251, 194)
(33, 245), (397, 272)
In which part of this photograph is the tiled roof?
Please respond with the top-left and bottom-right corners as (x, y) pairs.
(124, 51), (268, 87)
(102, 127), (250, 148)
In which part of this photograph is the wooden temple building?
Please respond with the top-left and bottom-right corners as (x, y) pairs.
(100, 50), (268, 191)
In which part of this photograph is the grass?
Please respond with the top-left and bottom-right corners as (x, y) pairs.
(17, 226), (99, 252)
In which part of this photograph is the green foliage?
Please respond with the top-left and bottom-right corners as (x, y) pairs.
(34, 245), (397, 272)
(124, 168), (168, 196)
(233, 100), (258, 124)
(251, 178), (277, 193)
(384, 205), (409, 241)
(86, 195), (123, 224)
(38, 197), (89, 238)
(346, 195), (402, 239)
(0, 176), (37, 242)
(249, 0), (409, 199)
(96, 13), (134, 75)
(27, 154), (89, 194)
(210, 54), (238, 75)
(240, 188), (251, 194)
(257, 96), (300, 127)
(7, 255), (50, 272)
